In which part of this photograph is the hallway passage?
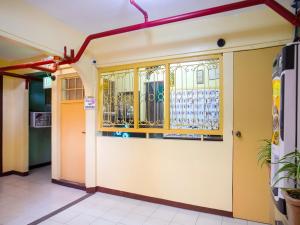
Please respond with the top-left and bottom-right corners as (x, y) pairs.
(0, 166), (267, 225)
(0, 166), (86, 225)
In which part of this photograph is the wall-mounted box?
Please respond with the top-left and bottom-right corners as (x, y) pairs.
(30, 112), (51, 128)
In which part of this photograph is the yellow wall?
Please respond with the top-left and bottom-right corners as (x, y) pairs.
(2, 76), (28, 173)
(96, 53), (233, 211)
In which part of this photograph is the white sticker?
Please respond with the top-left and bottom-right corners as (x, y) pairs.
(84, 96), (96, 110)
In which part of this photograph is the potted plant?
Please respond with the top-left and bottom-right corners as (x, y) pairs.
(273, 151), (300, 225)
(257, 139), (272, 172)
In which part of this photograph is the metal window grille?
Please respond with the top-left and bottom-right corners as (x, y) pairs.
(101, 69), (134, 128)
(170, 59), (220, 131)
(138, 65), (165, 128)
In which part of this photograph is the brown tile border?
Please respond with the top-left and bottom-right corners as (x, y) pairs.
(96, 186), (233, 218)
(0, 170), (29, 177)
(28, 193), (93, 225)
(51, 179), (86, 191)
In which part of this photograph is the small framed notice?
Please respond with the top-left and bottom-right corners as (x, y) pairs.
(43, 76), (52, 89)
(84, 96), (96, 110)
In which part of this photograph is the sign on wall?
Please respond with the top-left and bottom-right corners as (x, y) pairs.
(84, 96), (96, 110)
(43, 76), (52, 89)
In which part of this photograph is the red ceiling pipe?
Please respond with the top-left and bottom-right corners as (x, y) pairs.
(0, 59), (56, 72)
(0, 0), (298, 71)
(31, 63), (58, 73)
(265, 0), (299, 26)
(130, 0), (148, 22)
(69, 0), (269, 64)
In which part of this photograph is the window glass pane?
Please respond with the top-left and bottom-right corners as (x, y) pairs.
(62, 79), (68, 90)
(67, 90), (76, 100)
(61, 77), (84, 101)
(101, 69), (134, 128)
(62, 90), (67, 101)
(138, 65), (165, 128)
(76, 89), (83, 100)
(68, 78), (76, 89)
(170, 59), (220, 130)
(76, 78), (83, 89)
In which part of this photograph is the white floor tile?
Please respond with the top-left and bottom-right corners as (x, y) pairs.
(150, 205), (178, 222)
(222, 217), (248, 224)
(119, 213), (148, 225)
(143, 217), (170, 225)
(51, 210), (79, 223)
(171, 210), (199, 225)
(39, 220), (64, 225)
(131, 204), (158, 217)
(66, 214), (97, 225)
(100, 207), (129, 223)
(90, 218), (116, 225)
(196, 212), (222, 225)
(248, 222), (270, 225)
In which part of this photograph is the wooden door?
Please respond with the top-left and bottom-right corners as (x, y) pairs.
(60, 75), (85, 184)
(61, 101), (85, 184)
(233, 46), (282, 223)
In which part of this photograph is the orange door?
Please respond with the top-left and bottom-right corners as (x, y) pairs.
(61, 101), (85, 184)
(233, 46), (281, 223)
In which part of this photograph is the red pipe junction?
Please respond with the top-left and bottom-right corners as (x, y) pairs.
(0, 0), (298, 73)
(130, 0), (148, 22)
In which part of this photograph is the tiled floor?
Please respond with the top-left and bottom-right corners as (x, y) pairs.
(0, 167), (268, 225)
(0, 166), (86, 225)
(39, 193), (268, 225)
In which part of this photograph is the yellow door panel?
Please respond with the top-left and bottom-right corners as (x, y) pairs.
(61, 101), (85, 184)
(233, 46), (282, 223)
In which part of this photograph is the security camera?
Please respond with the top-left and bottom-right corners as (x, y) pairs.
(92, 59), (97, 65)
(51, 75), (56, 81)
(217, 38), (226, 48)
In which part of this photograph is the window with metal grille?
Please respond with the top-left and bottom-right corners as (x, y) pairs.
(98, 55), (223, 137)
(100, 69), (134, 128)
(169, 59), (220, 131)
(138, 65), (165, 128)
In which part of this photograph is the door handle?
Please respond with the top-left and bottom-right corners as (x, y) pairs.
(233, 130), (242, 138)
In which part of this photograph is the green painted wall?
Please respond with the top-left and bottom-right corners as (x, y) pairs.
(29, 73), (51, 167)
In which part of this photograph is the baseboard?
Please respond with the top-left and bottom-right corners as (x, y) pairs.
(29, 162), (51, 170)
(0, 170), (29, 177)
(97, 186), (233, 217)
(51, 179), (86, 191)
(86, 187), (97, 193)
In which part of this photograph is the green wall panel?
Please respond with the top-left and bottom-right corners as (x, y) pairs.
(29, 73), (51, 167)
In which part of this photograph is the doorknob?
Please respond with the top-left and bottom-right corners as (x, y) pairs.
(233, 131), (242, 138)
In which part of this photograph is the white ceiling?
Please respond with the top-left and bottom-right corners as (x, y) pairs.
(24, 0), (294, 35)
(0, 36), (44, 61)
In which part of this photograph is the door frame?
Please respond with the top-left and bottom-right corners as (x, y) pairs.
(51, 72), (84, 181)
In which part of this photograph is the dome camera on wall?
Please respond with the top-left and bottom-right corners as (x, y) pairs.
(217, 38), (226, 48)
(92, 59), (97, 65)
(51, 75), (56, 81)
